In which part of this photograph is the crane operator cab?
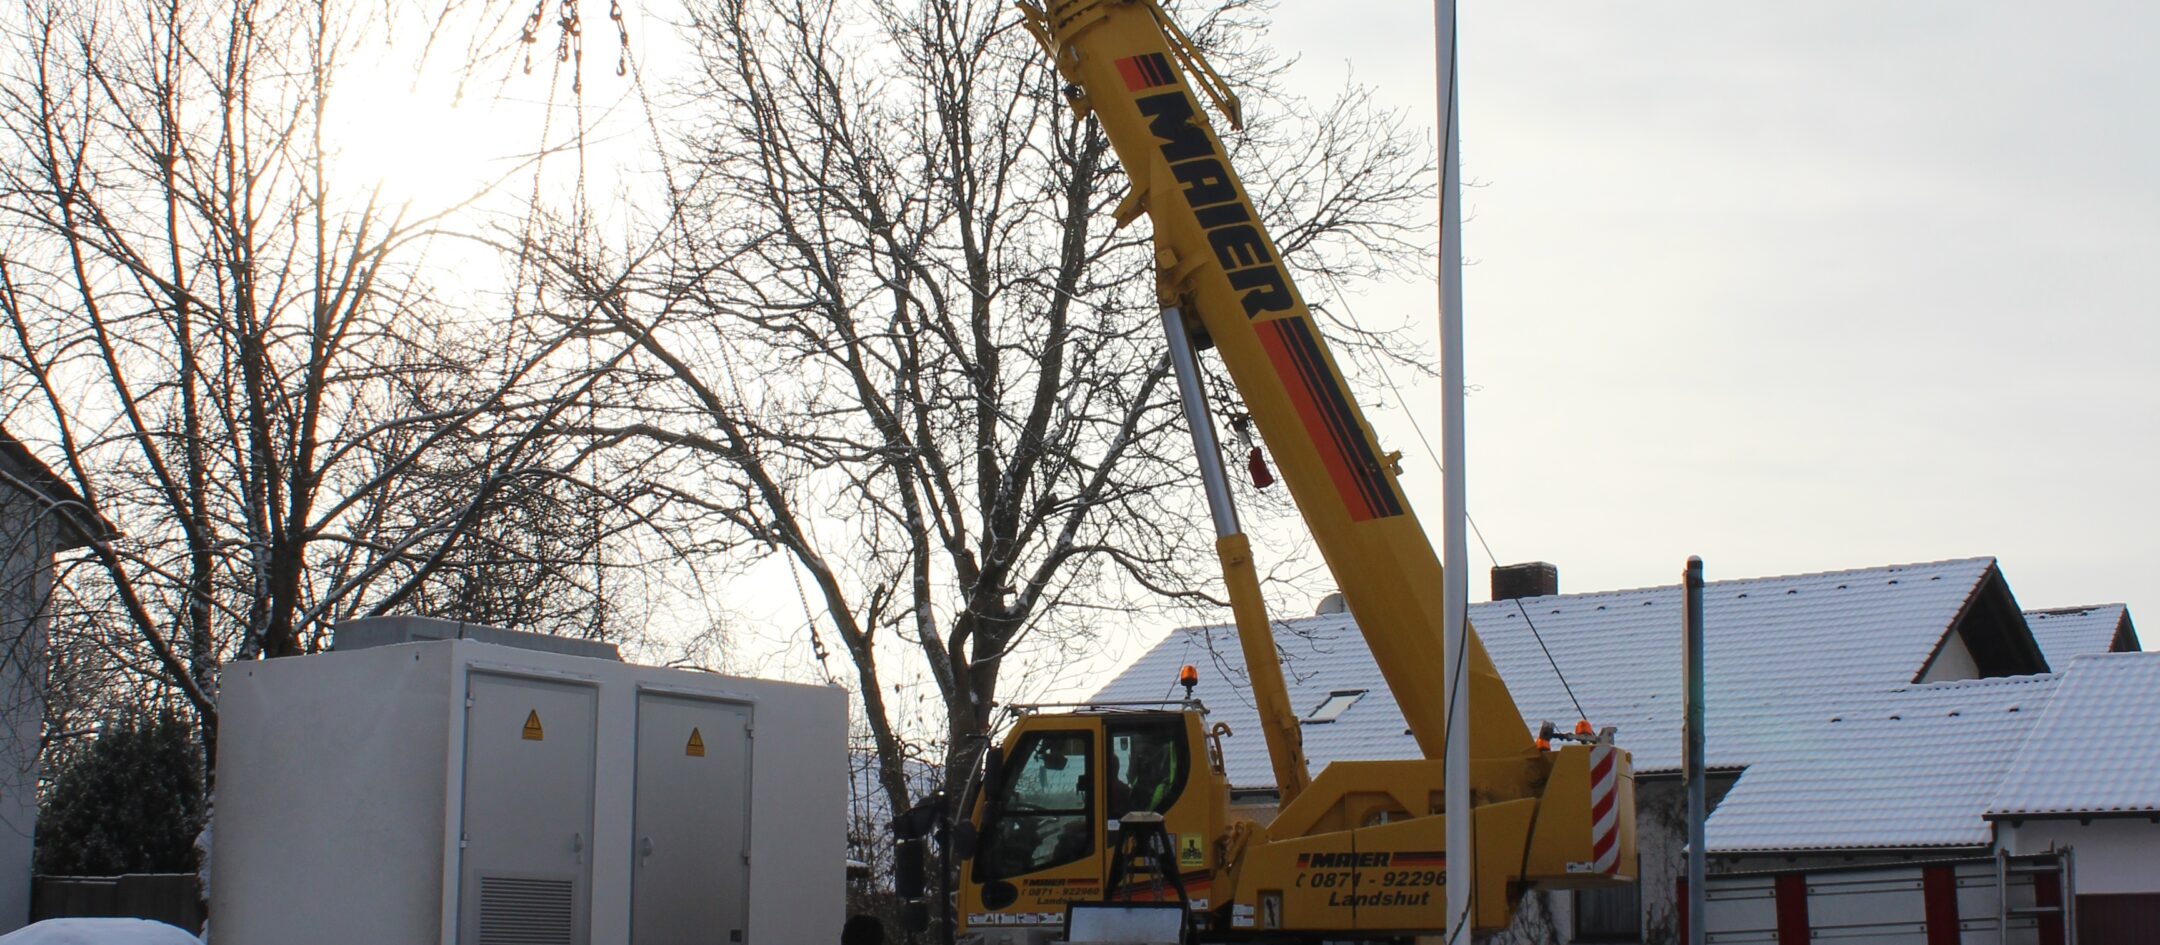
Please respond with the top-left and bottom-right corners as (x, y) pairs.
(956, 698), (1231, 943)
(909, 664), (1635, 944)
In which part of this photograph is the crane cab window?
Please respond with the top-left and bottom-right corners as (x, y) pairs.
(1107, 717), (1189, 820)
(976, 731), (1093, 881)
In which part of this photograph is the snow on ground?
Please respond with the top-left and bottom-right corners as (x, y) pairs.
(0, 919), (199, 945)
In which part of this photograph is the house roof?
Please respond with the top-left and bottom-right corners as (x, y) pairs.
(1093, 557), (2031, 787)
(1703, 673), (2057, 852)
(0, 426), (109, 550)
(1985, 651), (2160, 820)
(1089, 556), (2135, 853)
(2023, 605), (2137, 666)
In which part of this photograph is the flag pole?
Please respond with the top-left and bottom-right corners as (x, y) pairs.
(1433, 0), (1474, 940)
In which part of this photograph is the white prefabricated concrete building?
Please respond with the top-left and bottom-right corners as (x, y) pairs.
(1090, 557), (2151, 945)
(213, 617), (848, 945)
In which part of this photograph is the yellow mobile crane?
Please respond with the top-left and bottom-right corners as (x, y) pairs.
(913, 1), (1638, 941)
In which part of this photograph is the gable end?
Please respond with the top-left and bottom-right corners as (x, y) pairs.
(1917, 560), (2049, 681)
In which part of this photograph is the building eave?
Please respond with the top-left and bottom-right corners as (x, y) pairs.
(1713, 842), (1994, 859)
(1983, 809), (2160, 823)
(0, 428), (115, 550)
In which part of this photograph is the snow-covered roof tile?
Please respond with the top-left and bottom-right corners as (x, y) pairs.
(2022, 605), (2132, 666)
(1704, 674), (2057, 852)
(1090, 557), (2002, 788)
(1091, 616), (1409, 789)
(1985, 652), (2160, 818)
(1475, 557), (2002, 773)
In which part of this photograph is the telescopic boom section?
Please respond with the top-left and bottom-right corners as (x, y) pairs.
(1019, 0), (1534, 764)
(1161, 306), (1313, 803)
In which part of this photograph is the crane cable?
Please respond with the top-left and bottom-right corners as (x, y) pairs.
(1312, 271), (1591, 729)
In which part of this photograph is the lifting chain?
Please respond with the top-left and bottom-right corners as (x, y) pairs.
(611, 0), (629, 76)
(558, 0), (584, 92)
(518, 0), (547, 74)
(518, 0), (631, 86)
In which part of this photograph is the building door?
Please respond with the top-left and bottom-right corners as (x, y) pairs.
(2080, 893), (2160, 944)
(459, 672), (598, 945)
(631, 693), (753, 944)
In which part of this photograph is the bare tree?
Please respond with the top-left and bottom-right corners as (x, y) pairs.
(0, 0), (645, 760)
(519, 0), (1434, 847)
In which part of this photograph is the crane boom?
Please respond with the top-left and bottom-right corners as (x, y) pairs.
(1020, 0), (1533, 763)
(925, 4), (1637, 940)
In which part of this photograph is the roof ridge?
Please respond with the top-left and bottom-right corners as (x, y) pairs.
(2067, 650), (2160, 665)
(1172, 613), (1363, 636)
(1688, 555), (1995, 595)
(1892, 671), (2059, 692)
(2025, 603), (2127, 616)
(1172, 557), (2004, 632)
(1455, 555), (1997, 607)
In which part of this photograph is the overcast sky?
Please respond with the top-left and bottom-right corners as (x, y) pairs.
(1252, 1), (2157, 648)
(382, 1), (2155, 668)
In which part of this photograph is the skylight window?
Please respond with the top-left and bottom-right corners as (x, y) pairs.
(1305, 690), (1367, 724)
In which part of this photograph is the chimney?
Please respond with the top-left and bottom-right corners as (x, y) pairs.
(1491, 562), (1559, 601)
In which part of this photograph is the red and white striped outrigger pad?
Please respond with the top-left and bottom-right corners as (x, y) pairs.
(1587, 729), (1620, 875)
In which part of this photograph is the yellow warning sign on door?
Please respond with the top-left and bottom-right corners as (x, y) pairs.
(686, 727), (706, 757)
(522, 710), (544, 741)
(1179, 834), (1205, 867)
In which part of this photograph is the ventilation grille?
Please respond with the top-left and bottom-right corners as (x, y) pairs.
(478, 875), (575, 945)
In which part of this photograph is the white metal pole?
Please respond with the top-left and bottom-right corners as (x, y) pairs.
(1433, 0), (1474, 940)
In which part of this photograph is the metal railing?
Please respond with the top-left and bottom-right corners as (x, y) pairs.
(1698, 849), (2074, 944)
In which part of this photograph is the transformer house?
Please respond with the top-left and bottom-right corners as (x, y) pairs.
(211, 617), (846, 945)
